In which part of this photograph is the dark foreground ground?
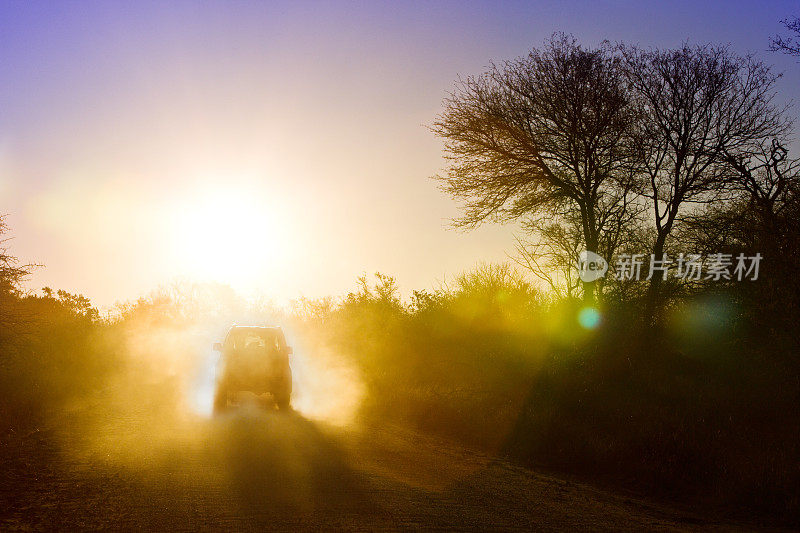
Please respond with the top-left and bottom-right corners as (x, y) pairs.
(0, 403), (783, 532)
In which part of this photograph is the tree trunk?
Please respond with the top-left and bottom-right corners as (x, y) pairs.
(583, 225), (599, 305)
(644, 232), (667, 321)
(583, 279), (595, 304)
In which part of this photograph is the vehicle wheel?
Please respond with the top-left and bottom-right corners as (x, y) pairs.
(213, 386), (228, 415)
(275, 368), (292, 411)
(274, 389), (291, 411)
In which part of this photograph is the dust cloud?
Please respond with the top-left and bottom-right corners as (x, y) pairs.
(54, 293), (365, 474)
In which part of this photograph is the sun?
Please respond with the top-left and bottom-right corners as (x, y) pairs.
(168, 184), (290, 285)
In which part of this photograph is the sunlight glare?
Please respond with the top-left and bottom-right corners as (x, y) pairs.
(168, 184), (291, 285)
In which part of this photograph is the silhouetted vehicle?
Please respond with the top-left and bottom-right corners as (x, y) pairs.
(212, 326), (293, 413)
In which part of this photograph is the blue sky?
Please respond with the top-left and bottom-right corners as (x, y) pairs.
(1, 1), (798, 306)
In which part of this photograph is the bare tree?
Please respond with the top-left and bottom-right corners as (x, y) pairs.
(0, 216), (34, 295)
(0, 216), (37, 332)
(432, 34), (634, 303)
(513, 220), (583, 300)
(680, 142), (800, 321)
(621, 44), (789, 317)
(513, 175), (644, 300)
(725, 139), (799, 237)
(769, 16), (800, 59)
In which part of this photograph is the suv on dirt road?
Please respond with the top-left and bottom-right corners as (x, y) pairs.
(212, 326), (293, 413)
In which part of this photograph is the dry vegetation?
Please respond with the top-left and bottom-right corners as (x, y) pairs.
(2, 253), (797, 525)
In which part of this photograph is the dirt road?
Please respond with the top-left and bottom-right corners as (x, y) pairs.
(0, 406), (761, 531)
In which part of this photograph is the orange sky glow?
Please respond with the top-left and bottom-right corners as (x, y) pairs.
(2, 1), (797, 308)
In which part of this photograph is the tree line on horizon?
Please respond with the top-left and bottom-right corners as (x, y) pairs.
(432, 34), (800, 325)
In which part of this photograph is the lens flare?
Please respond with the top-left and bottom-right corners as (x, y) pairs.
(578, 307), (601, 329)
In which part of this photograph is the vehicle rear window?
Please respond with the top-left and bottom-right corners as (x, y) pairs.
(228, 330), (281, 351)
